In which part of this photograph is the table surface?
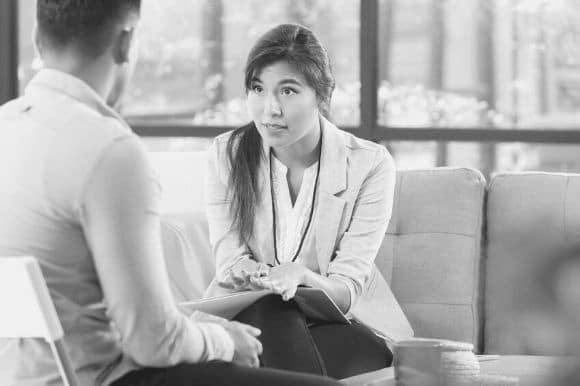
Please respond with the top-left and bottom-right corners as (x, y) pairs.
(479, 355), (578, 386)
(1, 354), (576, 386)
(340, 355), (579, 386)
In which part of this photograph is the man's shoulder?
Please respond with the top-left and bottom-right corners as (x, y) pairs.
(62, 100), (132, 141)
(63, 112), (138, 171)
(38, 96), (137, 177)
(84, 114), (133, 141)
(3, 92), (132, 143)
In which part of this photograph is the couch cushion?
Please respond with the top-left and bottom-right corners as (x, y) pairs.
(149, 151), (208, 213)
(151, 152), (216, 301)
(379, 168), (486, 352)
(161, 212), (215, 302)
(485, 172), (580, 355)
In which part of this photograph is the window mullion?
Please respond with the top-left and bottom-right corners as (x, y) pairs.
(0, 0), (18, 104)
(360, 0), (379, 141)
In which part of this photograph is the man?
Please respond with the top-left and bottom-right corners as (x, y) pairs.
(0, 1), (339, 385)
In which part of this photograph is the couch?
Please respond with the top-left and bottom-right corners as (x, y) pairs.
(151, 152), (580, 382)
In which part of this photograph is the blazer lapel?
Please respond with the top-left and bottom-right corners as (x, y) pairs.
(315, 117), (348, 275)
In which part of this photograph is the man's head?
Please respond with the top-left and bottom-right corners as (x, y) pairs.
(35, 0), (142, 108)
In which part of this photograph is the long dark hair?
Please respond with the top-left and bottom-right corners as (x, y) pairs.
(226, 23), (335, 244)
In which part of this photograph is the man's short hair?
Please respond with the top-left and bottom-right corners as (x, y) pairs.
(37, 0), (141, 57)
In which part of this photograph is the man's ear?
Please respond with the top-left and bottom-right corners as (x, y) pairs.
(113, 28), (135, 64)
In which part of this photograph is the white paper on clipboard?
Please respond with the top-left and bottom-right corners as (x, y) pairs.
(179, 287), (350, 324)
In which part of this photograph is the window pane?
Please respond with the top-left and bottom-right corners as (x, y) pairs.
(17, 1), (360, 127)
(495, 143), (580, 172)
(384, 141), (440, 170)
(125, 0), (360, 126)
(378, 0), (580, 130)
(385, 141), (580, 174)
(18, 1), (37, 94)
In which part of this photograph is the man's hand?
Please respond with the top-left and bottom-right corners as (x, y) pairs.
(250, 262), (309, 301)
(221, 321), (263, 367)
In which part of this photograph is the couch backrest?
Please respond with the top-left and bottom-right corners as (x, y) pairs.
(153, 152), (580, 355)
(485, 172), (580, 355)
(379, 168), (486, 353)
(149, 152), (208, 213)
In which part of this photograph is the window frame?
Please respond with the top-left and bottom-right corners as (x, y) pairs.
(3, 0), (580, 144)
(0, 0), (18, 106)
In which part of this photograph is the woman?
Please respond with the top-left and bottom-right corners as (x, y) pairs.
(205, 23), (405, 379)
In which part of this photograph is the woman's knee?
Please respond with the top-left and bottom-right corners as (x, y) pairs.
(309, 322), (393, 367)
(247, 294), (296, 311)
(234, 294), (302, 325)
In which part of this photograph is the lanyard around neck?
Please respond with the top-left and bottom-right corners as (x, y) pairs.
(269, 134), (322, 265)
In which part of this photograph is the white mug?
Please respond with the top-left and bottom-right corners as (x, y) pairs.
(394, 339), (479, 386)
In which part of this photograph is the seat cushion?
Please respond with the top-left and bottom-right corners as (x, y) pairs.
(378, 168), (486, 352)
(485, 172), (580, 355)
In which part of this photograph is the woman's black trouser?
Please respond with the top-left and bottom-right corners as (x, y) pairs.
(112, 361), (340, 386)
(234, 294), (393, 379)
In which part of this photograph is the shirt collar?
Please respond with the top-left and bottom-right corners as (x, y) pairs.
(271, 153), (319, 175)
(24, 68), (126, 123)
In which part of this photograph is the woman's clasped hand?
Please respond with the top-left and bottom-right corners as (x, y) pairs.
(218, 259), (271, 291)
(250, 262), (310, 301)
(219, 260), (310, 301)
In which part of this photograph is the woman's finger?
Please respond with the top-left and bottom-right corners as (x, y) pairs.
(249, 276), (267, 288)
(242, 325), (262, 337)
(255, 339), (263, 355)
(217, 280), (235, 289)
(230, 271), (243, 283)
(231, 270), (249, 286)
(271, 281), (287, 294)
(252, 355), (260, 368)
(282, 286), (297, 301)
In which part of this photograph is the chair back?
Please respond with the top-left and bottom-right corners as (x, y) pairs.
(0, 256), (79, 386)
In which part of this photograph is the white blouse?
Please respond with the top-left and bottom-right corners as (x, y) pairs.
(270, 155), (319, 266)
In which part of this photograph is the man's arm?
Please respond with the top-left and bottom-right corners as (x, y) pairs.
(80, 136), (234, 366)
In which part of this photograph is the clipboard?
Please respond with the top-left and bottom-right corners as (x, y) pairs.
(180, 287), (350, 324)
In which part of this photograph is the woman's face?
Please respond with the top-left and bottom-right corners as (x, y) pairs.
(247, 60), (320, 149)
